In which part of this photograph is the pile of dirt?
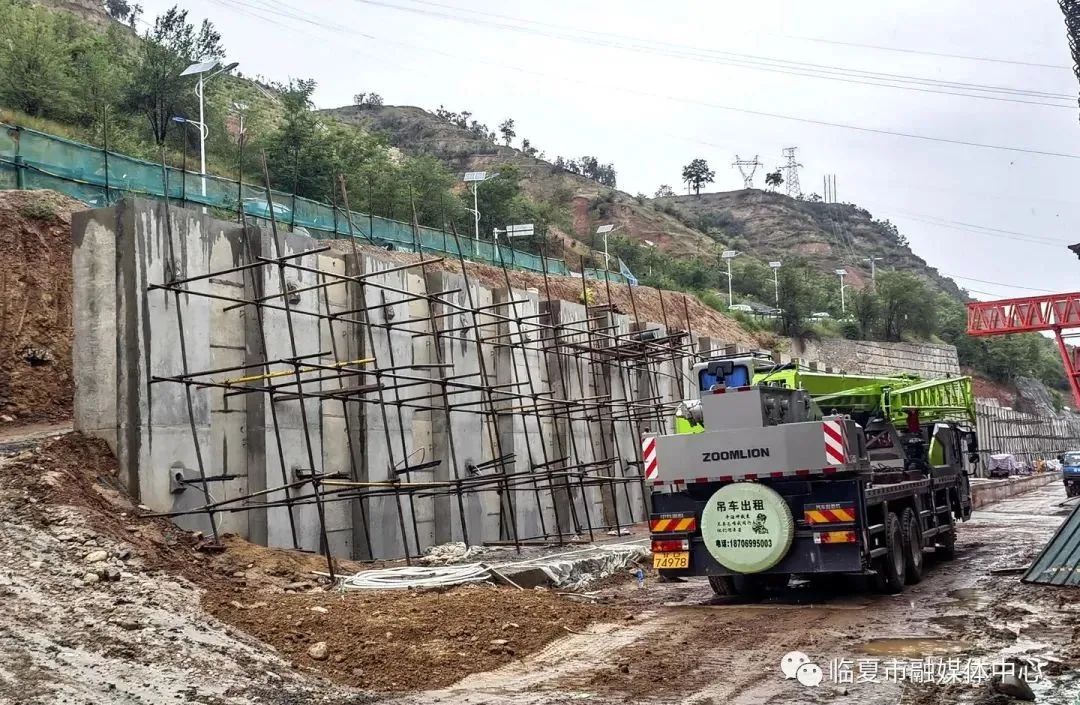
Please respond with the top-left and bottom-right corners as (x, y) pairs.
(0, 190), (83, 427)
(2, 431), (626, 696)
(206, 586), (626, 691)
(328, 240), (761, 345)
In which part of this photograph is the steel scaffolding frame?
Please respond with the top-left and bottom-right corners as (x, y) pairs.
(144, 158), (703, 577)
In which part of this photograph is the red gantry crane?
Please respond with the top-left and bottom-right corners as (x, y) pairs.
(966, 291), (1080, 407)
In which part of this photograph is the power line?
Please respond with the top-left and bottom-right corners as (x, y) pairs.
(941, 273), (1057, 293)
(213, 0), (1080, 161)
(780, 34), (1071, 71)
(346, 0), (1076, 108)
(389, 0), (1074, 100)
(887, 210), (1075, 248)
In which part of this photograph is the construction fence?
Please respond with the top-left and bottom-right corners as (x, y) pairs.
(0, 122), (631, 283)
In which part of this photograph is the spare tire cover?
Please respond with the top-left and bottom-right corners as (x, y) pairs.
(701, 483), (795, 574)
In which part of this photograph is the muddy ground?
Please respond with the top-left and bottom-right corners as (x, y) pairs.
(400, 483), (1080, 705)
(2, 429), (1079, 704)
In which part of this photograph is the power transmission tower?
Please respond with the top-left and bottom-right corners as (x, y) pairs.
(732, 154), (762, 189)
(780, 147), (803, 198)
(1062, 0), (1080, 120)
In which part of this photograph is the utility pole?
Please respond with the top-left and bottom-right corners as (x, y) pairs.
(863, 256), (883, 284)
(823, 174), (837, 203)
(732, 155), (762, 189)
(722, 250), (740, 307)
(769, 261), (782, 305)
(781, 147), (802, 198)
(835, 268), (848, 314)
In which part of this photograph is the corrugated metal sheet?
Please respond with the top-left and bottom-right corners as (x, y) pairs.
(1022, 503), (1080, 586)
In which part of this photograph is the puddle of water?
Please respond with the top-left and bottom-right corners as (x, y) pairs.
(947, 588), (992, 610)
(857, 637), (971, 657)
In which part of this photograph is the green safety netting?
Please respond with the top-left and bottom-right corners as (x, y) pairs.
(0, 122), (601, 281)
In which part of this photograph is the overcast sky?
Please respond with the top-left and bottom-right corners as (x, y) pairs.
(139, 0), (1080, 301)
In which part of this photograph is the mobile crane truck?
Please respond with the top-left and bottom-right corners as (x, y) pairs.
(646, 353), (977, 595)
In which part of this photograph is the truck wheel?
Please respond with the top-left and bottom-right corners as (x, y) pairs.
(875, 512), (906, 594)
(936, 526), (957, 561)
(901, 508), (924, 584)
(708, 575), (737, 596)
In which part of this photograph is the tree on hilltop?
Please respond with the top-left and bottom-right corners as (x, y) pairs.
(681, 158), (714, 195)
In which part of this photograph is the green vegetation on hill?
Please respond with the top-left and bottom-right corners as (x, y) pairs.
(0, 0), (556, 253)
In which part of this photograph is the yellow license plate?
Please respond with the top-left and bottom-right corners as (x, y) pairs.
(653, 552), (689, 569)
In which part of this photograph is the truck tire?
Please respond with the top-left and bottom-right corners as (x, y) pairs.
(874, 512), (906, 594)
(936, 526), (957, 561)
(901, 508), (925, 584)
(708, 575), (737, 596)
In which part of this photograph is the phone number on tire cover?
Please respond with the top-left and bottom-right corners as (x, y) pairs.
(727, 538), (773, 549)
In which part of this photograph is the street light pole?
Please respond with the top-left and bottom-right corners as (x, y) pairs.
(769, 261), (782, 305)
(722, 250), (740, 308)
(463, 171), (499, 242)
(473, 183), (480, 240)
(196, 73), (207, 198)
(596, 224), (619, 270)
(835, 268), (848, 314)
(179, 59), (239, 205)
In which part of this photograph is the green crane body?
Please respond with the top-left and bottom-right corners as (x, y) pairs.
(673, 364), (975, 434)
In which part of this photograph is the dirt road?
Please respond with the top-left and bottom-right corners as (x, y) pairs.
(407, 483), (1080, 705)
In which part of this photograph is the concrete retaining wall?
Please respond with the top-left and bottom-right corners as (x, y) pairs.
(970, 473), (1061, 508)
(72, 199), (679, 560)
(795, 339), (961, 379)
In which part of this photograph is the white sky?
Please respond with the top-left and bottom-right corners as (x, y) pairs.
(139, 0), (1080, 301)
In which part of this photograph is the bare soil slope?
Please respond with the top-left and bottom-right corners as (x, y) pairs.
(0, 190), (81, 427)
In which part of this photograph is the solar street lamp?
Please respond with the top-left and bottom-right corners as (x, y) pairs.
(596, 223), (620, 270)
(463, 171), (499, 241)
(836, 268), (848, 314)
(179, 59), (239, 200)
(769, 261), (782, 305)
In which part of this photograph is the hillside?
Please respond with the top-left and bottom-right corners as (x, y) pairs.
(322, 105), (717, 257)
(324, 105), (965, 300)
(651, 190), (966, 300)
